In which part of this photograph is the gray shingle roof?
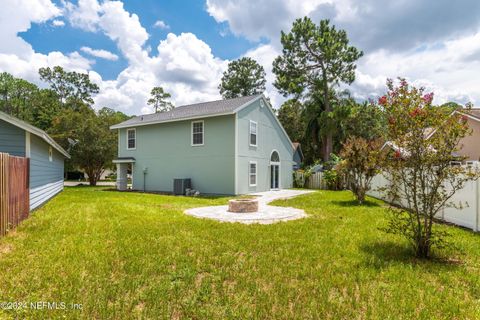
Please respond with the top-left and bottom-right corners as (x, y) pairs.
(111, 94), (262, 129)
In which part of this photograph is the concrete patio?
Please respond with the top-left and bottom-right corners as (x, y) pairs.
(184, 189), (315, 224)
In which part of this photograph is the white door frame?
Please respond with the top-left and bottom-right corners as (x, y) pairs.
(270, 150), (280, 190)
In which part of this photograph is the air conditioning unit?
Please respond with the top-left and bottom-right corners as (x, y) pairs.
(173, 178), (191, 195)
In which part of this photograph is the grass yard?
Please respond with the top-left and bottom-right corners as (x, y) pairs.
(0, 187), (480, 319)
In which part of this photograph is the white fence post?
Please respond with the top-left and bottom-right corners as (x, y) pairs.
(476, 178), (479, 232)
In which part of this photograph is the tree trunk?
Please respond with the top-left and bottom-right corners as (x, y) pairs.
(324, 133), (333, 162)
(321, 71), (332, 163)
(88, 175), (97, 186)
(415, 237), (431, 258)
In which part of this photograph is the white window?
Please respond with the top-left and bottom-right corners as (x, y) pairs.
(249, 161), (257, 186)
(249, 120), (257, 147)
(48, 146), (52, 162)
(192, 120), (204, 146)
(127, 128), (136, 150)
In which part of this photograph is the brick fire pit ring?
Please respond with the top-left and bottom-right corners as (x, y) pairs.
(228, 199), (258, 213)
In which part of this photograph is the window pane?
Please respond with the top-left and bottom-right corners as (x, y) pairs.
(270, 151), (279, 162)
(193, 122), (203, 133)
(192, 122), (203, 145)
(250, 122), (257, 134)
(250, 133), (256, 146)
(193, 132), (203, 145)
(127, 130), (135, 149)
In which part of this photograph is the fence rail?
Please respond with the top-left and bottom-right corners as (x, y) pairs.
(0, 153), (29, 237)
(367, 173), (480, 232)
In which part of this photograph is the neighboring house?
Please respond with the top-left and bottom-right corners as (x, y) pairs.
(292, 142), (304, 170)
(382, 108), (480, 161)
(453, 109), (480, 161)
(110, 94), (294, 195)
(0, 112), (70, 210)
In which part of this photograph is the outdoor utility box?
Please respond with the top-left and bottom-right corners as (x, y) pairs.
(173, 178), (191, 195)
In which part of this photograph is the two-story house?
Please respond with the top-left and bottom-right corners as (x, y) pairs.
(110, 94), (294, 195)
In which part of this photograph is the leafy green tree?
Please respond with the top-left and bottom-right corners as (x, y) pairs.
(328, 98), (386, 152)
(50, 105), (129, 186)
(39, 66), (99, 107)
(147, 86), (174, 113)
(10, 79), (38, 120)
(29, 89), (63, 131)
(273, 18), (363, 162)
(0, 72), (15, 114)
(219, 57), (266, 99)
(277, 99), (304, 143)
(380, 79), (480, 258)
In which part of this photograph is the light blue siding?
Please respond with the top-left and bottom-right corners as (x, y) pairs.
(0, 119), (25, 157)
(236, 98), (294, 194)
(29, 134), (64, 210)
(115, 97), (293, 195)
(118, 115), (236, 195)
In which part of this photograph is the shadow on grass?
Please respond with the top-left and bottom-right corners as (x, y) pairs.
(360, 241), (462, 269)
(332, 200), (380, 207)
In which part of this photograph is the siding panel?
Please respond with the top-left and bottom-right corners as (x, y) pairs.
(0, 119), (25, 156)
(118, 115), (236, 194)
(236, 99), (294, 194)
(29, 135), (64, 210)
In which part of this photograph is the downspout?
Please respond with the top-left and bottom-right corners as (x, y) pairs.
(143, 167), (148, 192)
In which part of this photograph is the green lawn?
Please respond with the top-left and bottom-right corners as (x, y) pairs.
(0, 187), (479, 319)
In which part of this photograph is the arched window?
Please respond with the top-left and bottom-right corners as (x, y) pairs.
(270, 151), (280, 162)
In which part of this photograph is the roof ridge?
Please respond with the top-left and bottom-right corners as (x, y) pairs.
(111, 94), (264, 129)
(137, 94), (262, 118)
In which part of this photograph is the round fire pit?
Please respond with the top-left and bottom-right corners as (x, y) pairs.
(228, 199), (258, 213)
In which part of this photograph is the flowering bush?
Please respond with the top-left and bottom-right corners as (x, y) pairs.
(380, 78), (480, 258)
(339, 137), (383, 203)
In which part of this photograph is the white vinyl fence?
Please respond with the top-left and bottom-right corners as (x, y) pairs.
(368, 173), (480, 232)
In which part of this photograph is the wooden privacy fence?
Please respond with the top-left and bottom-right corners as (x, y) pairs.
(0, 153), (29, 237)
(295, 171), (327, 189)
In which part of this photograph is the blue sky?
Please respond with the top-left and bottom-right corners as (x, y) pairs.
(2, 0), (480, 115)
(21, 0), (261, 80)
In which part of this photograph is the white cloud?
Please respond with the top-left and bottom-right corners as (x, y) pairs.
(65, 0), (149, 65)
(64, 0), (101, 32)
(4, 0), (480, 119)
(153, 20), (169, 30)
(244, 43), (282, 106)
(94, 32), (227, 113)
(52, 19), (65, 27)
(206, 0), (327, 41)
(0, 0), (93, 86)
(0, 0), (61, 58)
(80, 46), (119, 61)
(208, 0), (480, 107)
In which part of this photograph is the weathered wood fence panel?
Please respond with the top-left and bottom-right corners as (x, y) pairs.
(307, 172), (326, 189)
(295, 172), (326, 190)
(0, 153), (29, 237)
